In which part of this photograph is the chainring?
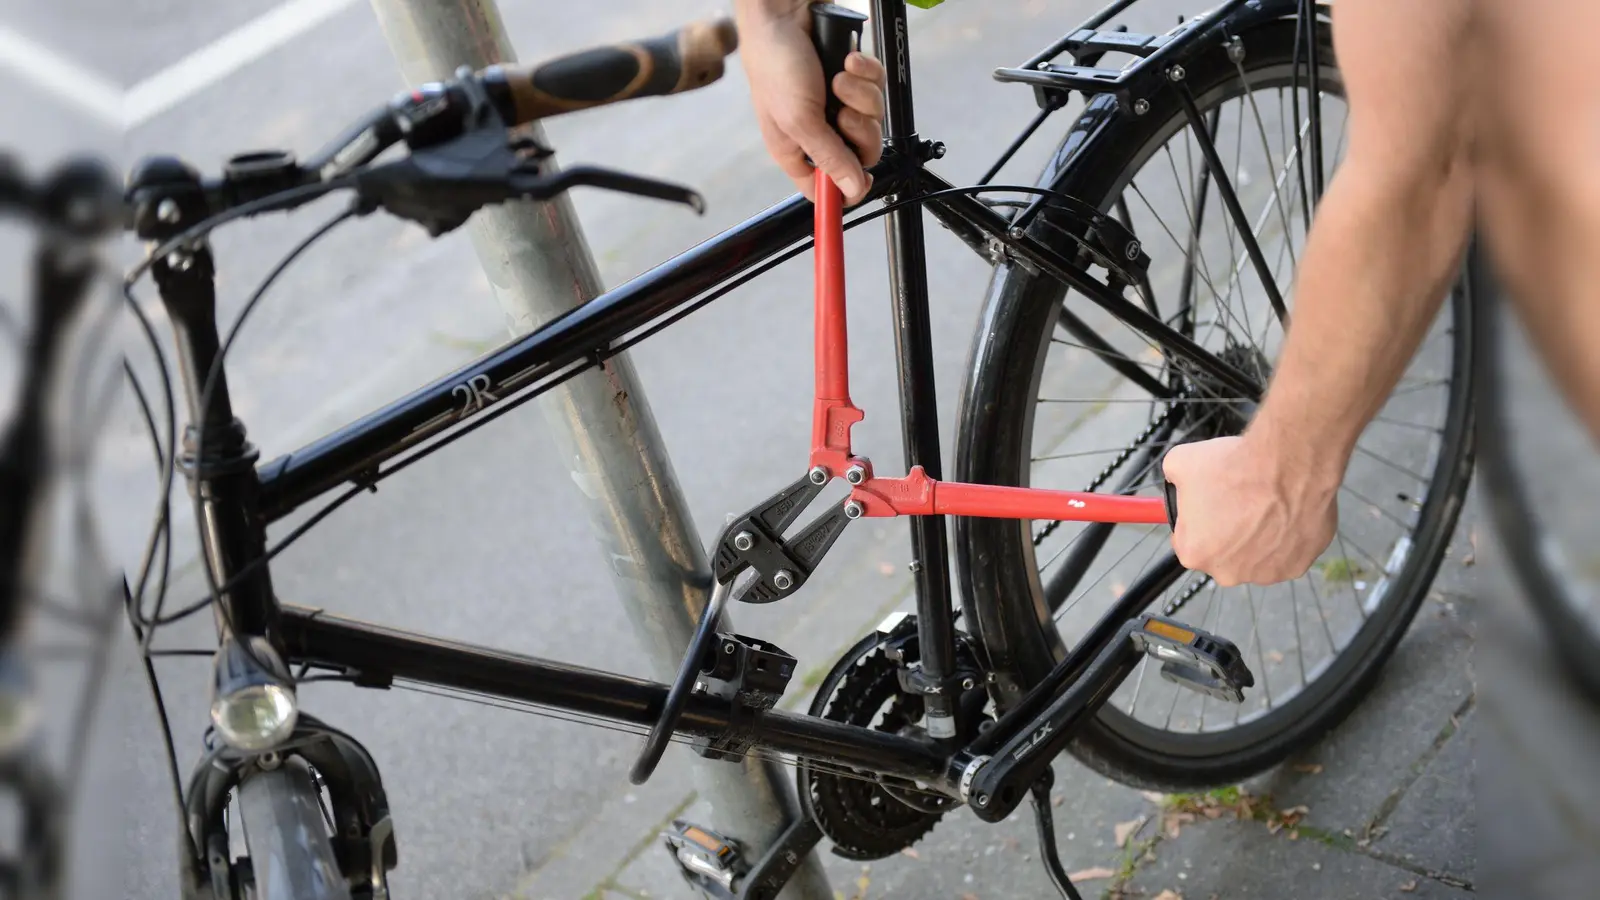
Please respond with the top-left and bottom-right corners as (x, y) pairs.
(797, 640), (953, 861)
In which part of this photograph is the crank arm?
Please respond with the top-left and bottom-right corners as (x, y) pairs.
(958, 614), (1254, 822)
(961, 618), (1144, 823)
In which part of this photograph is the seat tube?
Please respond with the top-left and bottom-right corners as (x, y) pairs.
(871, 0), (961, 739)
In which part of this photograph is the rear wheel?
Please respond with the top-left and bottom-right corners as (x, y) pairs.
(957, 11), (1474, 789)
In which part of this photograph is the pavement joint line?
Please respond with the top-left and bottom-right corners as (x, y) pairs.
(1286, 822), (1475, 892)
(1361, 692), (1475, 841)
(595, 792), (699, 899)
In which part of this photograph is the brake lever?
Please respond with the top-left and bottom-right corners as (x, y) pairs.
(514, 166), (705, 215)
(356, 126), (705, 236)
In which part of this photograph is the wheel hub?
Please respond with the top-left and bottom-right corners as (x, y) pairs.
(1183, 341), (1271, 437)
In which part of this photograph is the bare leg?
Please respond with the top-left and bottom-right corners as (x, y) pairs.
(1479, 0), (1600, 443)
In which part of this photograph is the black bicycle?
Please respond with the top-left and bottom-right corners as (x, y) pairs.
(117, 2), (1472, 898)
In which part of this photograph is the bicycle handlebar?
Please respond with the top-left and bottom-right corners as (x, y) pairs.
(483, 17), (738, 126)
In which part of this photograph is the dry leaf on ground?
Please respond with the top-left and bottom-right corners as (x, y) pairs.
(961, 894), (979, 900)
(1399, 880), (1418, 893)
(1141, 790), (1166, 804)
(1114, 816), (1148, 848)
(1267, 804), (1309, 834)
(1292, 763), (1324, 775)
(1153, 891), (1184, 900)
(1164, 810), (1196, 839)
(1068, 866), (1116, 881)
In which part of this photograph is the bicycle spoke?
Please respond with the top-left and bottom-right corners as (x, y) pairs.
(1178, 87), (1290, 325)
(1048, 337), (1168, 373)
(1166, 141), (1252, 344)
(1032, 435), (1201, 464)
(1037, 396), (1254, 404)
(1198, 577), (1224, 731)
(1245, 583), (1273, 709)
(1127, 654), (1150, 715)
(1351, 443), (1430, 486)
(1336, 529), (1400, 581)
(1389, 377), (1449, 397)
(1287, 577), (1307, 687)
(1333, 530), (1372, 622)
(1199, 112), (1317, 353)
(1236, 57), (1300, 275)
(1127, 181), (1248, 338)
(1225, 94), (1256, 338)
(1299, 565), (1340, 652)
(1052, 526), (1165, 621)
(1339, 482), (1415, 531)
(1371, 415), (1444, 434)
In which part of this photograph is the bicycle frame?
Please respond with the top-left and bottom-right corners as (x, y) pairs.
(149, 0), (1295, 824)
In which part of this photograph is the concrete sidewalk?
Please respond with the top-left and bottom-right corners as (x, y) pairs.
(506, 499), (1484, 900)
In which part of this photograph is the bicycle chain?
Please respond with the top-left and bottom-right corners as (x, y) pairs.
(798, 647), (950, 860)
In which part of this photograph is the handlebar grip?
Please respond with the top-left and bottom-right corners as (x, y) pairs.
(810, 3), (869, 136)
(1163, 481), (1179, 530)
(492, 17), (738, 125)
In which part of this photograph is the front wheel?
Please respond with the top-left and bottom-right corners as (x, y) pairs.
(236, 760), (352, 900)
(956, 9), (1475, 790)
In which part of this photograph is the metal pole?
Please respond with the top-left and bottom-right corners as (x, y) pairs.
(363, 2), (831, 897)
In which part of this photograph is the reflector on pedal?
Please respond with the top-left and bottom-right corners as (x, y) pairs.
(664, 819), (744, 899)
(1142, 618), (1196, 645)
(1131, 615), (1255, 703)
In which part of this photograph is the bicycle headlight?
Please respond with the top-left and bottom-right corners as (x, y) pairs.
(210, 636), (298, 752)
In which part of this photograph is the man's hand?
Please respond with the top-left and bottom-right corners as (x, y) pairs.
(1162, 433), (1342, 587)
(736, 0), (887, 204)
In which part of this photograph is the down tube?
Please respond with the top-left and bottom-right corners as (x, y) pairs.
(276, 605), (947, 780)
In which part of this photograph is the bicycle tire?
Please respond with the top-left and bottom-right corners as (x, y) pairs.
(1470, 239), (1600, 699)
(956, 9), (1476, 789)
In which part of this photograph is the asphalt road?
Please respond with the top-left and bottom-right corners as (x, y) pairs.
(1, 2), (1466, 898)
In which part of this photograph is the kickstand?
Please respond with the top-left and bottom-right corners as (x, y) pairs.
(1030, 770), (1085, 900)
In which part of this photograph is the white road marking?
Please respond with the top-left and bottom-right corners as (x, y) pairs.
(0, 22), (124, 125)
(124, 0), (362, 127)
(0, 0), (361, 129)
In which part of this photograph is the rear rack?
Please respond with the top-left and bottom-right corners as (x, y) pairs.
(992, 0), (1258, 109)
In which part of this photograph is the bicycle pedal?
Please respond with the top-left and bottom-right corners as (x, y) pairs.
(1131, 616), (1255, 703)
(663, 819), (745, 899)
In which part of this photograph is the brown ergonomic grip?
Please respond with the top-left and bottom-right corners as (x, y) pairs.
(494, 17), (738, 124)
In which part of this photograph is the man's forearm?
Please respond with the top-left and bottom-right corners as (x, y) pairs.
(1246, 152), (1473, 475)
(736, 0), (808, 24)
